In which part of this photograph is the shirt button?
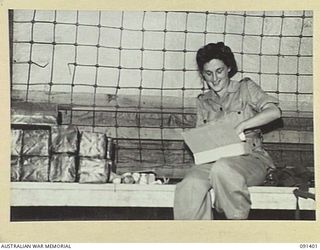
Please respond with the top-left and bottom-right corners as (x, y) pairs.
(220, 107), (223, 111)
(237, 111), (241, 114)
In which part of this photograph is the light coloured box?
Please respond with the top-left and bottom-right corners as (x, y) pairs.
(51, 125), (79, 153)
(79, 158), (110, 183)
(49, 154), (76, 182)
(22, 130), (50, 156)
(11, 156), (21, 182)
(11, 129), (23, 156)
(21, 156), (49, 182)
(79, 131), (107, 158)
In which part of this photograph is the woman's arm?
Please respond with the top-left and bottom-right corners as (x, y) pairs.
(234, 103), (281, 135)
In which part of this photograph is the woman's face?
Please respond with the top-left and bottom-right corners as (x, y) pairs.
(202, 58), (230, 94)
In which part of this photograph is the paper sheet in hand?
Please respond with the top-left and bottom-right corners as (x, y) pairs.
(182, 122), (251, 165)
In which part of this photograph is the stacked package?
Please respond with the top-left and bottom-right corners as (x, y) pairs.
(20, 129), (50, 182)
(11, 129), (23, 181)
(11, 102), (58, 125)
(78, 131), (111, 183)
(49, 125), (78, 182)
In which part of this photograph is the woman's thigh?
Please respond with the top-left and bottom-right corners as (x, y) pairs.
(210, 155), (268, 186)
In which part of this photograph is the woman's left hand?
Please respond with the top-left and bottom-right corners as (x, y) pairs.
(234, 121), (246, 135)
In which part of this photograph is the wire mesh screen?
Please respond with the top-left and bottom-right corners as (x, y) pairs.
(11, 10), (314, 173)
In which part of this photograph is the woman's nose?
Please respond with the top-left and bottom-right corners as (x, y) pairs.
(211, 73), (217, 82)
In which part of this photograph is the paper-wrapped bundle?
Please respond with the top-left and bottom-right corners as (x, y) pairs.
(49, 154), (76, 182)
(11, 156), (21, 181)
(22, 130), (50, 156)
(51, 125), (78, 153)
(78, 158), (110, 183)
(11, 129), (23, 156)
(79, 131), (107, 158)
(11, 102), (58, 125)
(21, 156), (49, 182)
(182, 121), (252, 165)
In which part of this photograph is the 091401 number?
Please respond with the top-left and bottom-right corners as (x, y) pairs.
(300, 244), (318, 248)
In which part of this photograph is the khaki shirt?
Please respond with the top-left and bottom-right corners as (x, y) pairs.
(196, 77), (279, 168)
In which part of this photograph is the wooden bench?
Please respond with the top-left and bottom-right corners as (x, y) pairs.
(11, 182), (315, 211)
(10, 92), (315, 216)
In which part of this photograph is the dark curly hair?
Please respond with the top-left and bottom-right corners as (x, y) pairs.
(196, 42), (238, 78)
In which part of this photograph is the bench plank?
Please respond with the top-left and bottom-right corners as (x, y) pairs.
(11, 182), (315, 210)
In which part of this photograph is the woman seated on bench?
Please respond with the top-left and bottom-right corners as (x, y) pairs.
(174, 42), (282, 220)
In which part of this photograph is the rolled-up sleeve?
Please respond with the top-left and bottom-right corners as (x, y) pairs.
(245, 78), (279, 112)
(196, 96), (206, 127)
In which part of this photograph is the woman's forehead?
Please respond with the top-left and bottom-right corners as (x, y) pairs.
(203, 59), (226, 71)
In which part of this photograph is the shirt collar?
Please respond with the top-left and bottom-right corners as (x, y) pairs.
(202, 80), (240, 100)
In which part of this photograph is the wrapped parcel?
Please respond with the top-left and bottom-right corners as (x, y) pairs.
(79, 131), (107, 158)
(20, 156), (49, 182)
(11, 156), (21, 181)
(49, 154), (77, 182)
(11, 102), (58, 125)
(11, 129), (23, 156)
(51, 125), (78, 153)
(78, 158), (110, 183)
(22, 130), (50, 156)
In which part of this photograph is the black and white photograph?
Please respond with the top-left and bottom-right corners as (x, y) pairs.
(9, 9), (315, 222)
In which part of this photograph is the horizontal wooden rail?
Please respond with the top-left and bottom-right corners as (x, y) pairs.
(11, 182), (315, 211)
